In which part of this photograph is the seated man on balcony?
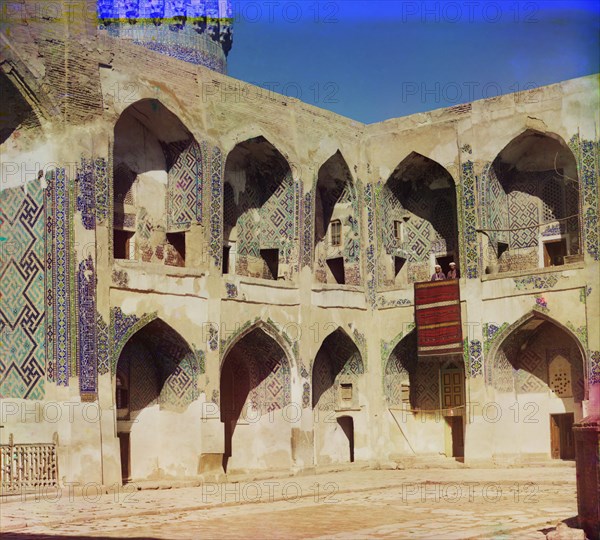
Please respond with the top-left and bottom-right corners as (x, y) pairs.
(446, 262), (459, 279)
(431, 264), (446, 281)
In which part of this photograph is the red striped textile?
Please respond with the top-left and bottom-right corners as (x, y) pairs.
(414, 280), (463, 356)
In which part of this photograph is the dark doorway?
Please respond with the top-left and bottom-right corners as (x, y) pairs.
(337, 416), (354, 462)
(550, 413), (575, 460)
(394, 256), (406, 277)
(326, 257), (345, 284)
(260, 249), (279, 280)
(118, 432), (131, 483)
(222, 246), (231, 274)
(114, 230), (134, 260)
(445, 416), (464, 458)
(166, 232), (186, 265)
(543, 239), (567, 267)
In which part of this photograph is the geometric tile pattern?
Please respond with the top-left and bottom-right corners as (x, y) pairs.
(508, 187), (539, 249)
(226, 158), (295, 278)
(515, 349), (546, 394)
(313, 166), (361, 284)
(95, 157), (109, 224)
(110, 307), (157, 374)
(46, 168), (76, 385)
(76, 156), (110, 229)
(590, 351), (600, 385)
(0, 179), (46, 399)
(97, 312), (110, 376)
(114, 318), (203, 412)
(77, 256), (97, 400)
(579, 138), (599, 260)
(460, 160), (478, 278)
(365, 182), (377, 307)
(301, 189), (313, 268)
(414, 359), (440, 410)
(166, 139), (203, 231)
(222, 328), (291, 413)
(209, 146), (223, 268)
(76, 158), (96, 230)
(312, 328), (364, 411)
(513, 273), (560, 291)
(489, 320), (585, 401)
(381, 172), (458, 274)
(468, 339), (483, 378)
(384, 331), (416, 405)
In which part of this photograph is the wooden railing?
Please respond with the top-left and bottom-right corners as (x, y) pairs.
(1, 433), (58, 491)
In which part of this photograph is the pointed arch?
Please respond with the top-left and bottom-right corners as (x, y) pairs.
(380, 151), (459, 284)
(312, 326), (364, 409)
(222, 135), (295, 279)
(483, 129), (581, 273)
(488, 310), (587, 369)
(220, 318), (294, 472)
(220, 319), (296, 372)
(113, 99), (200, 266)
(313, 151), (361, 285)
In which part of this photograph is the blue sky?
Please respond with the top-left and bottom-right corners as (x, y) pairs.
(227, 0), (600, 123)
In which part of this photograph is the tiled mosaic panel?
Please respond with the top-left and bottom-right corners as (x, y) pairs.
(513, 273), (560, 291)
(222, 329), (291, 413)
(78, 256), (97, 399)
(46, 169), (77, 385)
(483, 155), (585, 268)
(590, 351), (600, 385)
(508, 178), (540, 249)
(491, 321), (585, 400)
(76, 158), (96, 230)
(384, 332), (417, 405)
(301, 190), (313, 268)
(95, 158), (109, 224)
(384, 330), (447, 410)
(115, 319), (202, 411)
(380, 174), (458, 279)
(97, 312), (110, 376)
(166, 139), (203, 231)
(579, 139), (599, 260)
(460, 161), (478, 279)
(314, 177), (362, 284)
(225, 162), (295, 277)
(0, 179), (46, 399)
(76, 156), (109, 230)
(365, 183), (377, 306)
(414, 360), (440, 410)
(312, 329), (364, 410)
(209, 146), (223, 268)
(468, 340), (483, 378)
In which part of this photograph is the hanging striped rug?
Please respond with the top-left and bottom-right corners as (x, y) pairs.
(414, 280), (463, 357)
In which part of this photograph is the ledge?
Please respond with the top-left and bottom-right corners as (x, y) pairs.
(480, 262), (585, 282)
(113, 260), (207, 279)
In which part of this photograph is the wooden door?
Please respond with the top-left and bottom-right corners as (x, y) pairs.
(441, 365), (464, 409)
(551, 414), (576, 460)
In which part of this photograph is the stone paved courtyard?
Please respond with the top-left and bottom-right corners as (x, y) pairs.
(0, 466), (579, 539)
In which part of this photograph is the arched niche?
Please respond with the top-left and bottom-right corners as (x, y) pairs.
(483, 130), (580, 274)
(113, 99), (202, 267)
(381, 152), (459, 286)
(222, 136), (294, 280)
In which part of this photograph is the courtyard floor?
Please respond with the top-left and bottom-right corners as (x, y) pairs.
(0, 465), (579, 539)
